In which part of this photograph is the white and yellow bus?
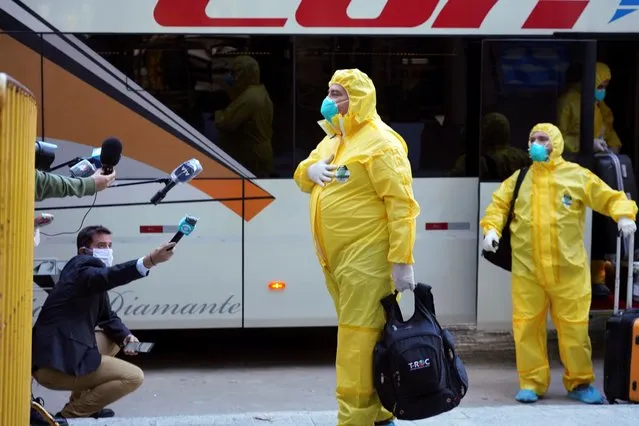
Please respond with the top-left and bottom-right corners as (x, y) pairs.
(2, 0), (638, 330)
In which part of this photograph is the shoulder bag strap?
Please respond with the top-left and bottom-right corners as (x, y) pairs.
(504, 167), (529, 229)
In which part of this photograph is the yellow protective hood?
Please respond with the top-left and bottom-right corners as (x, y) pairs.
(596, 62), (611, 87)
(530, 123), (564, 161)
(327, 69), (380, 134)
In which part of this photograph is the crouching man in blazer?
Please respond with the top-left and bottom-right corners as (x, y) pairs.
(32, 225), (176, 420)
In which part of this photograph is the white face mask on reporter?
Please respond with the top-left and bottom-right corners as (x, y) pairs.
(92, 248), (114, 267)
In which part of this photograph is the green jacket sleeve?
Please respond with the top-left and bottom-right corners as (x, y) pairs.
(35, 170), (97, 202)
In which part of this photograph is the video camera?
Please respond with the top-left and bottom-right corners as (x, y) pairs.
(35, 140), (57, 171)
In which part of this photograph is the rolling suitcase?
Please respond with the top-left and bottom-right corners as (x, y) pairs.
(603, 231), (639, 404)
(591, 151), (639, 269)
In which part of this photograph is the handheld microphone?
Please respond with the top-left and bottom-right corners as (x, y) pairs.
(169, 215), (199, 249)
(99, 137), (122, 175)
(150, 159), (203, 205)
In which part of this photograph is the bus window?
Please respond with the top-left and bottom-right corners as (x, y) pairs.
(82, 34), (294, 178)
(293, 36), (472, 177)
(478, 40), (595, 182)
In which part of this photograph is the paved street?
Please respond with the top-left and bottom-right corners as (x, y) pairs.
(31, 328), (637, 425)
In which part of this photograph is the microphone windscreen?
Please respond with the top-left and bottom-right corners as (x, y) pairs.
(100, 137), (122, 166)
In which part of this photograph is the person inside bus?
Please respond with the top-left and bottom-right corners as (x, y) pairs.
(557, 61), (622, 298)
(214, 55), (274, 178)
(31, 225), (175, 420)
(294, 69), (420, 426)
(449, 112), (530, 180)
(481, 123), (637, 405)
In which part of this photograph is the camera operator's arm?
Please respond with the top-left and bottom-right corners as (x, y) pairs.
(97, 293), (131, 345)
(80, 242), (176, 294)
(34, 168), (115, 202)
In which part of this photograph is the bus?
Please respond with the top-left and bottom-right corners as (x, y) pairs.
(2, 0), (638, 331)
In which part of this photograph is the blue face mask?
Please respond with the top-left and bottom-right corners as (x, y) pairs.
(595, 88), (606, 102)
(321, 97), (339, 122)
(529, 143), (549, 162)
(225, 73), (235, 87)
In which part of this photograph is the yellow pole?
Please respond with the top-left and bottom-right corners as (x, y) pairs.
(0, 73), (38, 426)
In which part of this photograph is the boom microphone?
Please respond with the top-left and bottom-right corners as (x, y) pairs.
(150, 159), (203, 205)
(100, 137), (122, 175)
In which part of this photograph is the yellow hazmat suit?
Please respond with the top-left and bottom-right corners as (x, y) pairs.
(557, 62), (621, 288)
(557, 62), (621, 154)
(481, 123), (637, 396)
(215, 55), (274, 177)
(294, 69), (420, 426)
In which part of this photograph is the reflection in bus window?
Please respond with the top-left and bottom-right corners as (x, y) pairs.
(83, 35), (293, 178)
(214, 56), (274, 178)
(294, 36), (471, 177)
(450, 113), (530, 181)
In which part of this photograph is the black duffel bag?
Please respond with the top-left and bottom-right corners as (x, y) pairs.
(482, 167), (528, 271)
(373, 283), (469, 421)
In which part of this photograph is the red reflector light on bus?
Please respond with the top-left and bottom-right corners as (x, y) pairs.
(268, 281), (286, 291)
(140, 225), (163, 233)
(425, 222), (449, 231)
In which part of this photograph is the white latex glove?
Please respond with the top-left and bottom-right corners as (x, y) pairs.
(482, 229), (499, 253)
(618, 217), (637, 237)
(307, 154), (337, 187)
(594, 138), (608, 152)
(392, 263), (415, 292)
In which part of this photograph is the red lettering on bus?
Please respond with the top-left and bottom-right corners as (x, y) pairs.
(296, 0), (439, 28)
(522, 0), (589, 29)
(432, 0), (498, 28)
(153, 0), (288, 27)
(153, 0), (585, 30)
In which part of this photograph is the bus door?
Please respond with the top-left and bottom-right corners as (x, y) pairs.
(475, 38), (597, 330)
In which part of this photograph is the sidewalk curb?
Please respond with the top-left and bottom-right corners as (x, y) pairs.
(67, 405), (639, 426)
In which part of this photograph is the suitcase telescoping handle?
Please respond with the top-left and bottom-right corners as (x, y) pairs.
(613, 230), (635, 315)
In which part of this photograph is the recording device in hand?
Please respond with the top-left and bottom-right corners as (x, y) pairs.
(69, 159), (96, 178)
(169, 215), (199, 249)
(99, 137), (122, 175)
(124, 341), (155, 353)
(34, 213), (55, 228)
(150, 158), (203, 205)
(34, 213), (54, 247)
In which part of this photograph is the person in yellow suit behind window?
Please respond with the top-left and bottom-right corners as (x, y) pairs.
(294, 69), (421, 426)
(557, 61), (622, 298)
(481, 123), (637, 405)
(215, 55), (274, 177)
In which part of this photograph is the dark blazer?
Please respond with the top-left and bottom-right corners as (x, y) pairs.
(32, 254), (148, 376)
